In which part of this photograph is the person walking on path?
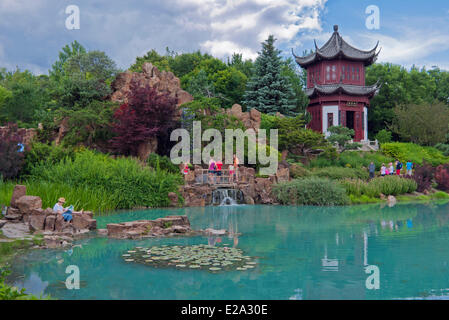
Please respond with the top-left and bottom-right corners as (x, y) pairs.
(396, 160), (403, 176)
(369, 162), (376, 179)
(381, 163), (386, 177)
(406, 160), (413, 176)
(389, 162), (394, 175)
(233, 154), (239, 182)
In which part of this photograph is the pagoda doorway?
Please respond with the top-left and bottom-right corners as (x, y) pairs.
(346, 111), (355, 130)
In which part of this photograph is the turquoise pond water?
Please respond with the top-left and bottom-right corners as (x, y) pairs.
(8, 201), (449, 300)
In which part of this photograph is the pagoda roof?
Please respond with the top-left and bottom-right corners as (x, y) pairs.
(305, 82), (381, 98)
(293, 25), (380, 68)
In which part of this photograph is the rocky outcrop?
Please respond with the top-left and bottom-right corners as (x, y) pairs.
(1, 185), (97, 247)
(109, 62), (193, 160)
(226, 104), (261, 131)
(181, 165), (288, 206)
(111, 62), (193, 110)
(106, 215), (192, 239)
(0, 126), (37, 149)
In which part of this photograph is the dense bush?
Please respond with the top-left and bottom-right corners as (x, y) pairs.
(289, 163), (310, 179)
(147, 153), (180, 174)
(375, 129), (392, 144)
(310, 166), (369, 180)
(435, 144), (449, 156)
(0, 124), (25, 180)
(309, 151), (394, 169)
(27, 150), (183, 211)
(412, 163), (435, 192)
(381, 142), (449, 166)
(341, 176), (417, 198)
(23, 142), (75, 175)
(435, 164), (449, 191)
(273, 177), (350, 206)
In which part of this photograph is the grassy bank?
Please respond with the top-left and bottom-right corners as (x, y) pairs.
(1, 150), (184, 215)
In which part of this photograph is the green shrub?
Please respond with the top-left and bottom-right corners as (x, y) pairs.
(432, 191), (449, 199)
(375, 129), (392, 144)
(310, 166), (369, 180)
(147, 153), (180, 174)
(273, 177), (350, 206)
(381, 142), (449, 166)
(341, 176), (417, 198)
(23, 142), (75, 175)
(337, 151), (394, 169)
(435, 144), (449, 156)
(289, 163), (310, 179)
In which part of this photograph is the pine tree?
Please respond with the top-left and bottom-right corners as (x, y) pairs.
(243, 35), (296, 116)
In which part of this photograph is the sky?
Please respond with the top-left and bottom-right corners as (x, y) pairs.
(1, 0), (449, 75)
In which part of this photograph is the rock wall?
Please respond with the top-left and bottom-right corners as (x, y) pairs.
(225, 104), (261, 131)
(181, 165), (290, 206)
(1, 185), (97, 248)
(0, 126), (37, 148)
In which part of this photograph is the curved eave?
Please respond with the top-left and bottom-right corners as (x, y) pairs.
(306, 83), (380, 98)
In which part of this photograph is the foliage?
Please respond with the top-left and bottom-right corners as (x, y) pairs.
(381, 142), (449, 166)
(366, 63), (449, 138)
(49, 40), (87, 82)
(435, 143), (449, 156)
(375, 129), (392, 144)
(22, 142), (75, 175)
(310, 166), (369, 180)
(0, 267), (49, 300)
(56, 100), (117, 147)
(341, 176), (417, 198)
(391, 102), (449, 146)
(243, 35), (296, 116)
(327, 125), (355, 150)
(0, 70), (51, 126)
(110, 81), (178, 156)
(28, 150), (183, 211)
(289, 163), (310, 179)
(281, 58), (309, 114)
(147, 153), (180, 174)
(0, 124), (25, 179)
(412, 163), (435, 192)
(435, 164), (449, 191)
(273, 177), (350, 206)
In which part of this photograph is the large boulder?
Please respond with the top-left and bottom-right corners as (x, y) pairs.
(16, 196), (42, 215)
(72, 213), (97, 230)
(10, 185), (27, 208)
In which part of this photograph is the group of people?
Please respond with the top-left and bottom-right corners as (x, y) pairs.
(368, 160), (413, 179)
(181, 155), (240, 184)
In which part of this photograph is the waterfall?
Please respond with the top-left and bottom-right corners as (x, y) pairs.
(211, 189), (244, 206)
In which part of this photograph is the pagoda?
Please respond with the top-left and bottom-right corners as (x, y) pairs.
(293, 25), (380, 142)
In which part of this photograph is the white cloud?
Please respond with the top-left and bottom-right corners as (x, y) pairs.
(201, 40), (258, 60)
(355, 28), (449, 68)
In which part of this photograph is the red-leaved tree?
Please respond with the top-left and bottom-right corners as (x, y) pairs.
(110, 80), (178, 156)
(0, 123), (25, 179)
(435, 164), (449, 191)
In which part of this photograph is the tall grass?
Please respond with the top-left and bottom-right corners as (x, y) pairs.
(340, 176), (417, 198)
(273, 177), (350, 206)
(310, 166), (369, 180)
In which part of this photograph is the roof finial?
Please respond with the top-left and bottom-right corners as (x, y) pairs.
(333, 25), (339, 32)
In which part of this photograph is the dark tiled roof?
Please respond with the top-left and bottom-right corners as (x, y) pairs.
(294, 25), (380, 67)
(305, 82), (381, 97)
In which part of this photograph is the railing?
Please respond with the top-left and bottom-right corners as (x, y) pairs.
(195, 169), (240, 185)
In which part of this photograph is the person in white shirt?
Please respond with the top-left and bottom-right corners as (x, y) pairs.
(380, 164), (386, 177)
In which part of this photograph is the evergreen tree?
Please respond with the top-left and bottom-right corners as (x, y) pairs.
(243, 35), (296, 116)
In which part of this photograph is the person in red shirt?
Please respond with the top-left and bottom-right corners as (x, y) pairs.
(215, 159), (223, 183)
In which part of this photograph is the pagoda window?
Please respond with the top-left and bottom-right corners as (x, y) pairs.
(326, 66), (331, 81)
(352, 67), (355, 80)
(332, 65), (336, 80)
(356, 67), (360, 81)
